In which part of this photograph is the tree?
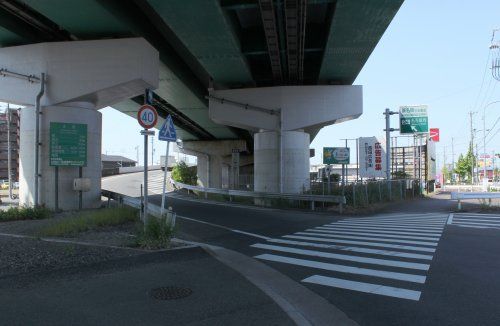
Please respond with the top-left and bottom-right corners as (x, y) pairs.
(171, 161), (197, 185)
(441, 165), (451, 183)
(454, 143), (476, 183)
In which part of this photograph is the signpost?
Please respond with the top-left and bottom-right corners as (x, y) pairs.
(399, 105), (428, 134)
(49, 122), (88, 211)
(138, 89), (157, 223)
(158, 114), (177, 217)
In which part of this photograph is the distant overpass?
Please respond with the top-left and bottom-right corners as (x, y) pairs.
(0, 0), (403, 209)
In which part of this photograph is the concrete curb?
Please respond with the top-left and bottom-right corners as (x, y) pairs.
(183, 240), (358, 326)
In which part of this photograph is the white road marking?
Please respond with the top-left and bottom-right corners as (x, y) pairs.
(251, 243), (430, 270)
(267, 239), (434, 260)
(330, 224), (444, 232)
(316, 226), (442, 237)
(255, 254), (427, 283)
(449, 221), (500, 227)
(453, 218), (500, 224)
(336, 220), (446, 227)
(447, 213), (454, 225)
(294, 232), (438, 247)
(341, 218), (446, 224)
(454, 213), (500, 217)
(303, 275), (421, 301)
(283, 235), (436, 252)
(305, 229), (440, 241)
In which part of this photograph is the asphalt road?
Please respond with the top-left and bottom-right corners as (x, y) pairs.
(103, 173), (500, 325)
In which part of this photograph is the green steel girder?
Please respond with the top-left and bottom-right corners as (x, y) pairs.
(318, 0), (404, 84)
(147, 0), (254, 87)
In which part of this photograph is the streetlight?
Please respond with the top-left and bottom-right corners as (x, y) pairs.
(482, 100), (500, 182)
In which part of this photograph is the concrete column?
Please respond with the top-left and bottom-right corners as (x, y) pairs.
(20, 103), (101, 210)
(195, 154), (226, 188)
(254, 130), (310, 193)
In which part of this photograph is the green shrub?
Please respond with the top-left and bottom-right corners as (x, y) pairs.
(38, 207), (138, 237)
(135, 217), (174, 249)
(0, 206), (51, 222)
(171, 161), (197, 185)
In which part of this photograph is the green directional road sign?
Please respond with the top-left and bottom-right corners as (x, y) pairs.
(323, 147), (350, 164)
(399, 105), (428, 134)
(49, 122), (87, 166)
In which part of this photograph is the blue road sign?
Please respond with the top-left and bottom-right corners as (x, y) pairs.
(158, 114), (177, 142)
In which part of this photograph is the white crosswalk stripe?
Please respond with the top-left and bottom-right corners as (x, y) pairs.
(250, 213), (448, 301)
(450, 213), (500, 230)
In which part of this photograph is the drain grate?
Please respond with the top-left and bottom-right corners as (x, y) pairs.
(150, 286), (193, 300)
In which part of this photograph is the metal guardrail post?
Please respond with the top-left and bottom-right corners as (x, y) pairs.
(352, 183), (356, 208)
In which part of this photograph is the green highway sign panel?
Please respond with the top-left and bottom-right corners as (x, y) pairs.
(399, 105), (428, 134)
(50, 122), (87, 166)
(323, 147), (350, 165)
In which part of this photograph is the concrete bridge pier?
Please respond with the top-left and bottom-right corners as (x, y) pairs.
(0, 38), (159, 209)
(181, 140), (247, 189)
(209, 86), (363, 194)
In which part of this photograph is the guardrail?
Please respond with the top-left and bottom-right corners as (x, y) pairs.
(170, 180), (346, 212)
(101, 189), (162, 219)
(450, 191), (500, 210)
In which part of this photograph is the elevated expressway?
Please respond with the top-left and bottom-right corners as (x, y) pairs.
(0, 0), (403, 209)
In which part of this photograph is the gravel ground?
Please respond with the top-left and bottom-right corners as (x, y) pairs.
(0, 235), (144, 279)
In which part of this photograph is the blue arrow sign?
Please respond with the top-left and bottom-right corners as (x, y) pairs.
(158, 114), (177, 142)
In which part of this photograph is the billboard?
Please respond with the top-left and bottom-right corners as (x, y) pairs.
(358, 137), (386, 178)
(323, 147), (350, 164)
(429, 128), (439, 142)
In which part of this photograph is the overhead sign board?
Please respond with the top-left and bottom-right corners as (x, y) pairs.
(323, 147), (350, 165)
(158, 114), (177, 142)
(399, 105), (428, 134)
(137, 104), (158, 129)
(358, 137), (386, 178)
(49, 122), (87, 166)
(429, 128), (439, 142)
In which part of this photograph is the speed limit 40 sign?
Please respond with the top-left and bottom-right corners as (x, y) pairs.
(137, 105), (158, 129)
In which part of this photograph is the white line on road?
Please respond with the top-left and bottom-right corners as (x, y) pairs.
(303, 275), (421, 301)
(447, 213), (454, 225)
(336, 220), (446, 227)
(450, 221), (500, 227)
(251, 243), (430, 270)
(305, 229), (440, 241)
(267, 239), (434, 260)
(294, 232), (438, 247)
(255, 254), (427, 283)
(283, 235), (436, 252)
(453, 218), (500, 224)
(177, 215), (271, 240)
(454, 213), (500, 217)
(330, 223), (444, 232)
(316, 226), (442, 237)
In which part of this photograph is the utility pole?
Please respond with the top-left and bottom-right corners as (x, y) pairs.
(469, 111), (476, 184)
(451, 137), (455, 183)
(151, 136), (154, 165)
(383, 108), (399, 180)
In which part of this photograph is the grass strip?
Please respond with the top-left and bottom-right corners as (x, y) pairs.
(0, 206), (51, 222)
(38, 207), (138, 237)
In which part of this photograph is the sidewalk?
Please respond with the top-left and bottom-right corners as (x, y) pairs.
(0, 242), (294, 325)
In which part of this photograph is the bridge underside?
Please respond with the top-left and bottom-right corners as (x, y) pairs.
(0, 0), (403, 146)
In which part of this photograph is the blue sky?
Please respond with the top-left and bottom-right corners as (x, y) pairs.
(102, 0), (500, 168)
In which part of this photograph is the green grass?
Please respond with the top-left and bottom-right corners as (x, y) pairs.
(38, 207), (138, 237)
(134, 216), (175, 249)
(0, 206), (51, 222)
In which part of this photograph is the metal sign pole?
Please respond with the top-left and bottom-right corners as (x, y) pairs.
(160, 141), (170, 217)
(143, 129), (149, 222)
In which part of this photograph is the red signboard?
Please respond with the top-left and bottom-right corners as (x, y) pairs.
(430, 128), (439, 142)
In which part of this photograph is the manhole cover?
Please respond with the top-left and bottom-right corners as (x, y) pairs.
(150, 287), (193, 300)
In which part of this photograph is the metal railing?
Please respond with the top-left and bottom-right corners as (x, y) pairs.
(170, 179), (346, 212)
(451, 191), (500, 210)
(309, 179), (422, 208)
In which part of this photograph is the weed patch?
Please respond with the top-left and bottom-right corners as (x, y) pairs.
(38, 207), (138, 237)
(0, 206), (51, 222)
(134, 217), (175, 250)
